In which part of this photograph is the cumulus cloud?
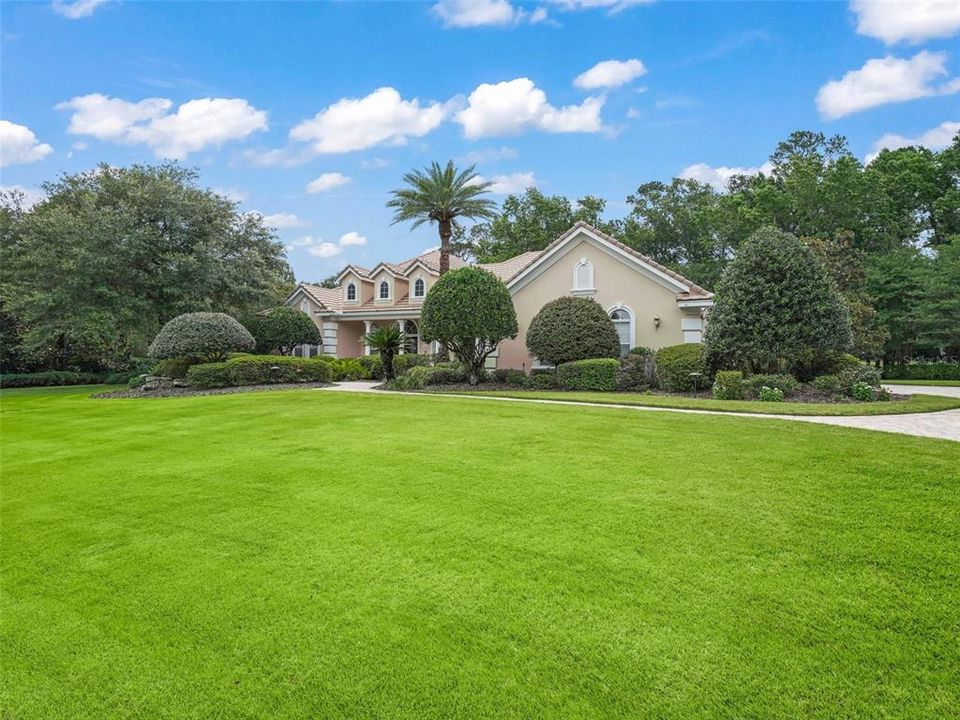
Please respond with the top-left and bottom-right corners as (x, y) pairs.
(816, 51), (958, 120)
(290, 87), (448, 154)
(850, 0), (960, 45)
(56, 93), (268, 158)
(574, 58), (646, 89)
(51, 0), (107, 19)
(338, 231), (367, 246)
(212, 186), (249, 203)
(456, 78), (604, 138)
(307, 242), (343, 259)
(260, 212), (309, 229)
(0, 120), (53, 167)
(679, 161), (774, 191)
(866, 120), (960, 162)
(551, 0), (653, 13)
(432, 0), (524, 27)
(288, 230), (366, 258)
(305, 172), (352, 193)
(476, 172), (537, 194)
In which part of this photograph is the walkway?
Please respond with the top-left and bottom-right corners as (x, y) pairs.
(320, 382), (960, 442)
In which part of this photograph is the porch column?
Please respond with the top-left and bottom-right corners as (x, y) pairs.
(363, 320), (372, 356)
(397, 319), (405, 354)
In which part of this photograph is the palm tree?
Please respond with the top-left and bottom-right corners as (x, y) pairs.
(386, 161), (497, 274)
(363, 325), (405, 380)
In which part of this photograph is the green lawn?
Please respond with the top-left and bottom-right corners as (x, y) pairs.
(883, 379), (960, 387)
(2, 386), (959, 719)
(444, 388), (960, 416)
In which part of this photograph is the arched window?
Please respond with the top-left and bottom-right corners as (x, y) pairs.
(413, 277), (425, 298)
(573, 258), (594, 291)
(403, 320), (419, 354)
(379, 280), (390, 300)
(346, 282), (357, 301)
(609, 306), (633, 356)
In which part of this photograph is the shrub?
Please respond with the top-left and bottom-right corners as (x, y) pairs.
(557, 358), (619, 391)
(704, 227), (852, 377)
(851, 381), (877, 402)
(712, 370), (744, 400)
(420, 267), (518, 385)
(525, 372), (559, 390)
(393, 353), (431, 376)
(358, 355), (383, 379)
(812, 374), (843, 395)
(655, 344), (708, 392)
(882, 360), (960, 381)
(149, 312), (255, 362)
(491, 368), (526, 386)
(246, 306), (322, 355)
(839, 364), (881, 389)
(153, 356), (196, 379)
(628, 346), (654, 357)
(186, 355), (332, 389)
(758, 386), (784, 402)
(744, 374), (799, 397)
(329, 358), (368, 381)
(0, 370), (103, 388)
(185, 363), (233, 389)
(388, 363), (469, 390)
(617, 352), (655, 391)
(526, 296), (620, 368)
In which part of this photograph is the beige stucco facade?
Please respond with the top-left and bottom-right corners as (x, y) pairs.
(285, 223), (712, 369)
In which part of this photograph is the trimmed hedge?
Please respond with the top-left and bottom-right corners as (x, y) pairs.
(812, 374), (843, 395)
(149, 312), (255, 361)
(882, 361), (960, 381)
(712, 370), (744, 400)
(187, 355), (333, 389)
(744, 374), (799, 397)
(838, 364), (881, 389)
(655, 344), (708, 392)
(358, 355), (383, 380)
(526, 296), (620, 367)
(393, 354), (431, 376)
(525, 372), (559, 390)
(491, 368), (527, 387)
(388, 363), (469, 391)
(557, 358), (619, 391)
(0, 370), (104, 388)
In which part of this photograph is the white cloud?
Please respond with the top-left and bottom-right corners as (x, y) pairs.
(866, 120), (960, 162)
(433, 0), (519, 27)
(461, 145), (518, 164)
(0, 120), (53, 167)
(305, 172), (352, 194)
(240, 146), (311, 168)
(290, 87), (448, 154)
(360, 157), (392, 169)
(816, 51), (958, 120)
(56, 93), (268, 159)
(51, 0), (107, 19)
(455, 77), (604, 138)
(338, 231), (367, 246)
(679, 161), (774, 191)
(477, 172), (537, 194)
(307, 242), (343, 259)
(0, 185), (46, 209)
(574, 58), (646, 89)
(550, 0), (653, 13)
(851, 0), (960, 45)
(626, 106), (644, 119)
(213, 186), (249, 203)
(260, 212), (309, 229)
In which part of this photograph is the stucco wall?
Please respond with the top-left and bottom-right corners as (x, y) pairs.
(496, 235), (700, 370)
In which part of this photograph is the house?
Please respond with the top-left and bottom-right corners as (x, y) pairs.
(284, 222), (713, 369)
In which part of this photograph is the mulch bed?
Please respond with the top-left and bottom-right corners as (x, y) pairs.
(93, 382), (331, 399)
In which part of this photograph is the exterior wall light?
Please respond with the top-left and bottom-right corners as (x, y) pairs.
(653, 316), (661, 329)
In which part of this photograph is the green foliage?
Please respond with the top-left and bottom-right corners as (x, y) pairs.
(758, 386), (784, 402)
(419, 267), (518, 384)
(491, 368), (527, 386)
(616, 352), (655, 391)
(328, 358), (368, 381)
(524, 372), (559, 390)
(387, 160), (497, 274)
(358, 355), (383, 380)
(387, 363), (469, 391)
(850, 382), (881, 402)
(704, 227), (852, 377)
(186, 355), (332, 389)
(247, 306), (321, 355)
(812, 374), (843, 395)
(882, 361), (960, 380)
(525, 296), (620, 368)
(0, 163), (293, 371)
(149, 312), (255, 362)
(556, 358), (619, 391)
(393, 353), (431, 376)
(153, 356), (197, 379)
(838, 363), (881, 389)
(363, 325), (405, 380)
(654, 343), (708, 392)
(712, 370), (744, 400)
(0, 370), (103, 388)
(744, 374), (799, 397)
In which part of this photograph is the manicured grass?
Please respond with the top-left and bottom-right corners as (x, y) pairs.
(3, 386), (959, 719)
(883, 379), (960, 387)
(448, 389), (960, 416)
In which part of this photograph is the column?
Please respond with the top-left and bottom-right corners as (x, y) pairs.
(397, 319), (405, 354)
(364, 320), (372, 356)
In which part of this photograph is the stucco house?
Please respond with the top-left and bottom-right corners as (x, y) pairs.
(284, 221), (713, 370)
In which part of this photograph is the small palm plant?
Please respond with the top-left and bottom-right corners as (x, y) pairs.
(386, 160), (497, 274)
(363, 325), (406, 380)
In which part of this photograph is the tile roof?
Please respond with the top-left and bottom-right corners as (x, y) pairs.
(478, 251), (543, 282)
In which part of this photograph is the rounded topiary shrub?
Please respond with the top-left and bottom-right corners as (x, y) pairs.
(655, 343), (708, 392)
(148, 312), (255, 362)
(247, 306), (322, 355)
(525, 296), (620, 367)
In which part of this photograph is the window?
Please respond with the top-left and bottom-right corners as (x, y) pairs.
(413, 277), (425, 298)
(300, 300), (309, 313)
(346, 282), (357, 301)
(609, 307), (633, 356)
(573, 258), (594, 292)
(403, 320), (419, 354)
(379, 280), (390, 300)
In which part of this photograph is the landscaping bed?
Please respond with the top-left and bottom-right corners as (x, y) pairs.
(93, 381), (330, 399)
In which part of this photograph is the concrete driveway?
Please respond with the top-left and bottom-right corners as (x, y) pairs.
(884, 383), (960, 398)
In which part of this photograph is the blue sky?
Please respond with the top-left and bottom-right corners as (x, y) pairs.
(2, 0), (958, 281)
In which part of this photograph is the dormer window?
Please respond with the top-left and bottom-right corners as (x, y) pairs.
(413, 277), (425, 298)
(379, 280), (390, 300)
(346, 282), (357, 301)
